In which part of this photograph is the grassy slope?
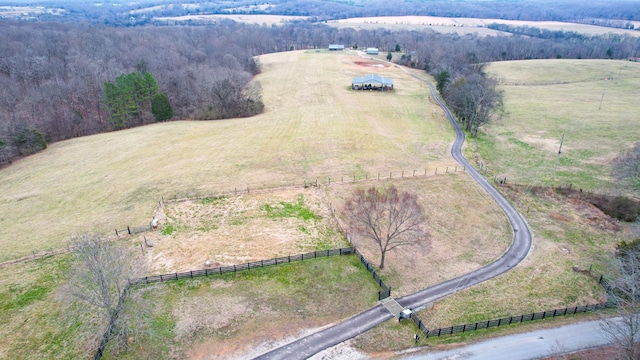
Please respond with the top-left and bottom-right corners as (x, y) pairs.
(475, 59), (640, 193)
(0, 49), (454, 262)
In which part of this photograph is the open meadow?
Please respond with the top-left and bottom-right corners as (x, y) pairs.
(0, 49), (456, 263)
(328, 16), (640, 37)
(475, 59), (640, 194)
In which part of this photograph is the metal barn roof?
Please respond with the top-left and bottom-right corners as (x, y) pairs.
(352, 74), (394, 85)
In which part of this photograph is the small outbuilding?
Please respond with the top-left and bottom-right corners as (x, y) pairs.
(328, 44), (345, 51)
(351, 74), (394, 91)
(366, 47), (379, 55)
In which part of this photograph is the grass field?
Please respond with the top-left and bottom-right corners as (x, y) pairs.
(0, 49), (454, 263)
(153, 14), (308, 25)
(473, 59), (640, 194)
(329, 16), (640, 37)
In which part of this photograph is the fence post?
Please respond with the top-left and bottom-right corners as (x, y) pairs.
(413, 170), (416, 177)
(127, 226), (131, 235)
(389, 172), (392, 179)
(205, 268), (208, 277)
(435, 168), (438, 174)
(160, 275), (163, 282)
(115, 229), (119, 236)
(328, 177), (331, 185)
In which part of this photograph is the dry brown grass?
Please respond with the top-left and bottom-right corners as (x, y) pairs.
(330, 16), (640, 37)
(0, 50), (452, 262)
(328, 174), (512, 297)
(153, 14), (308, 25)
(351, 183), (628, 355)
(140, 187), (346, 274)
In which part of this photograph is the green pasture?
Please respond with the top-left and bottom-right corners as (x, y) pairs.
(474, 59), (640, 194)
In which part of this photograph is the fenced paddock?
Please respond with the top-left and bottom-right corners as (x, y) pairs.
(93, 246), (393, 359)
(130, 248), (353, 285)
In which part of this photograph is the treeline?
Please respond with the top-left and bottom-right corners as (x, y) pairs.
(23, 0), (640, 27)
(0, 20), (266, 164)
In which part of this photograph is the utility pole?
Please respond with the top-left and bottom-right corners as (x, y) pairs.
(553, 132), (566, 178)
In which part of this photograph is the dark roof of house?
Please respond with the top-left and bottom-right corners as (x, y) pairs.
(352, 74), (393, 85)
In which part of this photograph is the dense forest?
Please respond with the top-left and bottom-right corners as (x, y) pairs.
(1, 13), (639, 164)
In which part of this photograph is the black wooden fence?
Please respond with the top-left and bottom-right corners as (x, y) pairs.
(407, 272), (617, 339)
(409, 301), (616, 339)
(353, 247), (391, 300)
(115, 224), (153, 237)
(130, 248), (354, 285)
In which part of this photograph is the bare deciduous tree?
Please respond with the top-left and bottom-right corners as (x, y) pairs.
(67, 234), (138, 352)
(601, 244), (640, 360)
(344, 185), (428, 269)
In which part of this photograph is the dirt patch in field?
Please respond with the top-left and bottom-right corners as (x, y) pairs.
(354, 60), (389, 68)
(138, 187), (346, 274)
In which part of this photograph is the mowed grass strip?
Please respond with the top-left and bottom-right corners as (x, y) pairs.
(0, 50), (453, 262)
(106, 255), (380, 359)
(473, 59), (640, 193)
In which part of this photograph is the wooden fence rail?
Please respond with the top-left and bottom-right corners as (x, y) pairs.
(130, 248), (353, 285)
(409, 301), (616, 340)
(353, 247), (391, 300)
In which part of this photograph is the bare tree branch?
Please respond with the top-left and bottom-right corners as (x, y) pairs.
(67, 234), (139, 353)
(601, 244), (640, 360)
(344, 185), (428, 269)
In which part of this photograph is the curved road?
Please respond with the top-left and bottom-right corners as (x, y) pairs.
(255, 77), (533, 360)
